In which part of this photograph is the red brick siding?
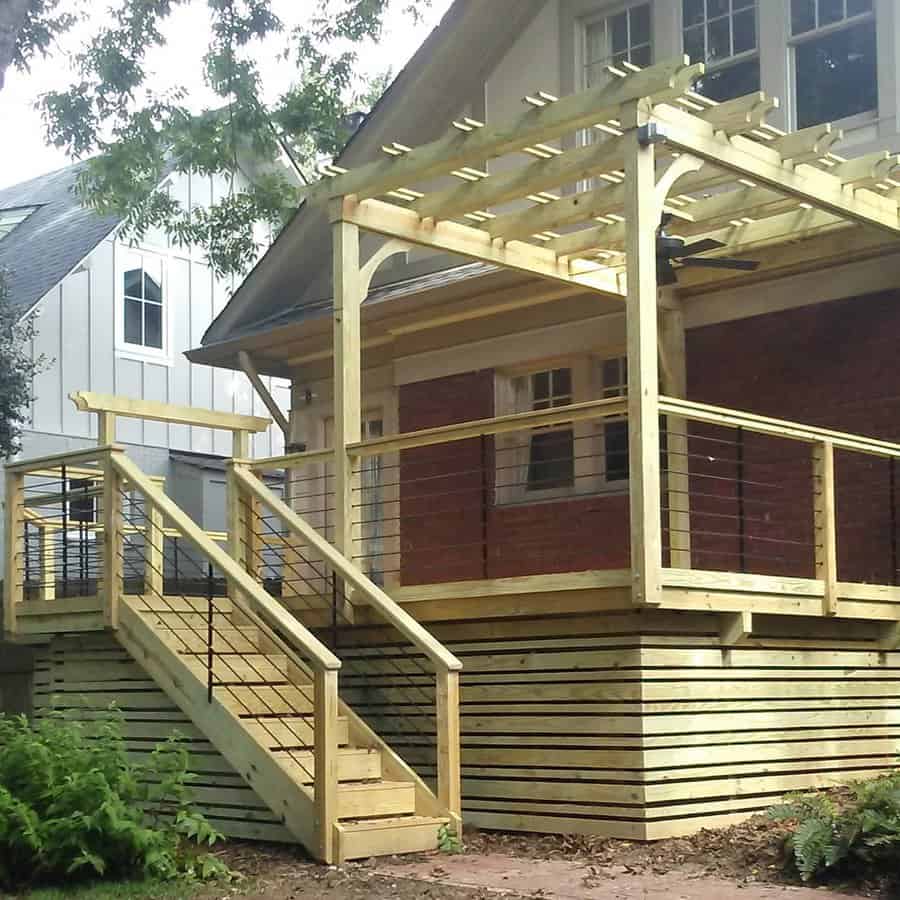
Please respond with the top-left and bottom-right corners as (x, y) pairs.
(685, 290), (900, 583)
(398, 371), (629, 585)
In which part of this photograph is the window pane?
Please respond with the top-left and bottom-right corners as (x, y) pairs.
(143, 271), (162, 304)
(532, 371), (550, 401)
(631, 43), (652, 67)
(683, 24), (705, 63)
(69, 479), (96, 523)
(605, 420), (630, 482)
(708, 0), (729, 17)
(585, 22), (607, 65)
(528, 430), (574, 490)
(733, 0), (755, 9)
(552, 367), (572, 397)
(695, 56), (760, 101)
(683, 0), (704, 28)
(630, 4), (651, 47)
(818, 0), (843, 26)
(791, 0), (816, 34)
(732, 8), (756, 54)
(123, 267), (142, 298)
(602, 358), (622, 390)
(795, 21), (877, 128)
(610, 11), (628, 53)
(847, 0), (872, 14)
(144, 303), (163, 349)
(707, 15), (731, 62)
(124, 298), (143, 344)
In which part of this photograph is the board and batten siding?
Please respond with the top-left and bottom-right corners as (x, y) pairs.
(26, 169), (289, 459)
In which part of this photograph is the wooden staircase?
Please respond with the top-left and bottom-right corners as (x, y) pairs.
(119, 593), (450, 861)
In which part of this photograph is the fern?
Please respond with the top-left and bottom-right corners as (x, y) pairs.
(0, 711), (231, 891)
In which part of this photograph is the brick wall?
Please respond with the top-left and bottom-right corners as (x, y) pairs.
(396, 291), (900, 586)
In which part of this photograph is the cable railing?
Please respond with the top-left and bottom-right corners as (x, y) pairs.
(234, 459), (462, 818)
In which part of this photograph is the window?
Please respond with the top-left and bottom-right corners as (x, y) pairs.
(527, 368), (575, 491)
(584, 4), (652, 89)
(790, 0), (876, 128)
(122, 252), (164, 350)
(495, 356), (629, 504)
(682, 0), (759, 102)
(68, 479), (96, 524)
(0, 206), (38, 240)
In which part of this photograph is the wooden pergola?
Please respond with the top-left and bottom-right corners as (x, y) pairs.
(301, 55), (900, 608)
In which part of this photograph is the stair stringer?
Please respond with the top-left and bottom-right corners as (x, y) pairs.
(116, 599), (321, 856)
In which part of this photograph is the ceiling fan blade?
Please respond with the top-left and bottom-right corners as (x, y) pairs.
(678, 257), (760, 271)
(677, 238), (727, 257)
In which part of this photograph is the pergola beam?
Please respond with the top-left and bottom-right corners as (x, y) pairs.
(337, 195), (623, 296)
(309, 57), (702, 204)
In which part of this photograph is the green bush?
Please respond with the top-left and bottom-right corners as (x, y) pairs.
(0, 711), (230, 891)
(770, 773), (900, 883)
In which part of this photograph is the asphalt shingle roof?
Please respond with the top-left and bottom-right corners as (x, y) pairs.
(0, 162), (122, 319)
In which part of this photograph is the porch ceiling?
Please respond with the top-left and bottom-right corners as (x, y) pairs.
(305, 56), (900, 300)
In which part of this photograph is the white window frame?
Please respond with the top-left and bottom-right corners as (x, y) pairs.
(787, 0), (878, 131)
(494, 354), (629, 506)
(681, 0), (760, 101)
(115, 244), (173, 365)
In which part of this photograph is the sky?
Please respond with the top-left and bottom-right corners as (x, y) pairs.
(0, 0), (454, 190)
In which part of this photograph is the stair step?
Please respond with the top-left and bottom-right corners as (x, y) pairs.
(136, 610), (235, 631)
(158, 627), (261, 655)
(243, 715), (349, 748)
(220, 684), (315, 716)
(274, 747), (382, 784)
(338, 781), (416, 820)
(338, 816), (448, 860)
(184, 653), (288, 683)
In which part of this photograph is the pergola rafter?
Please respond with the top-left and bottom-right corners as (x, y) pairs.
(308, 53), (900, 609)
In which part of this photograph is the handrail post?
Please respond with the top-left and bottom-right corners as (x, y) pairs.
(39, 525), (56, 602)
(4, 469), (25, 638)
(145, 496), (164, 598)
(436, 669), (462, 826)
(101, 449), (124, 629)
(813, 440), (838, 616)
(314, 667), (339, 864)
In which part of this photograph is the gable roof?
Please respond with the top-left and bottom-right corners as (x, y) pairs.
(0, 162), (122, 319)
(197, 0), (546, 352)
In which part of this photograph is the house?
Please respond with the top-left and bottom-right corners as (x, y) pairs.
(0, 161), (291, 552)
(6, 0), (900, 863)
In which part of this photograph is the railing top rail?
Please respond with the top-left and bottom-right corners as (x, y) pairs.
(112, 451), (341, 672)
(661, 396), (900, 459)
(5, 447), (114, 474)
(70, 392), (271, 435)
(233, 464), (462, 673)
(249, 447), (335, 471)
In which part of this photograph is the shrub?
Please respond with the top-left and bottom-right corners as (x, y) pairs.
(0, 711), (230, 890)
(770, 773), (900, 884)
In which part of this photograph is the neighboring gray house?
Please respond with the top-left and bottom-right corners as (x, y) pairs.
(0, 162), (290, 544)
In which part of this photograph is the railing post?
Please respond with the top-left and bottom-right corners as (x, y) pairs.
(39, 525), (56, 602)
(436, 669), (462, 826)
(145, 491), (164, 597)
(813, 440), (838, 616)
(4, 469), (25, 638)
(314, 667), (339, 864)
(102, 449), (124, 629)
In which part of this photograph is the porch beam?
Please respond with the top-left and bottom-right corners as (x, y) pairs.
(625, 124), (663, 607)
(337, 195), (623, 296)
(310, 57), (702, 203)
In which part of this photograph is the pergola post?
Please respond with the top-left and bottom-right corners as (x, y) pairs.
(624, 125), (663, 606)
(331, 211), (362, 562)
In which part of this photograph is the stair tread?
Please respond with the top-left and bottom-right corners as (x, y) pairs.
(340, 815), (449, 832)
(338, 780), (412, 793)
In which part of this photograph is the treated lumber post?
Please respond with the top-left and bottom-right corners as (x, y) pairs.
(659, 298), (691, 569)
(624, 119), (663, 606)
(314, 667), (339, 863)
(145, 479), (164, 598)
(4, 469), (25, 637)
(813, 440), (838, 616)
(102, 449), (124, 629)
(436, 669), (462, 826)
(98, 411), (116, 445)
(39, 525), (56, 602)
(330, 213), (363, 563)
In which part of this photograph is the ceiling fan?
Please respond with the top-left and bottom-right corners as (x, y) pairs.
(656, 213), (760, 286)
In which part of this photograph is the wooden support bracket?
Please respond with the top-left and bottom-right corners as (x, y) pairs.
(720, 610), (753, 646)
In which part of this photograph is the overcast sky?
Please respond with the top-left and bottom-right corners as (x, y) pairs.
(0, 1), (453, 190)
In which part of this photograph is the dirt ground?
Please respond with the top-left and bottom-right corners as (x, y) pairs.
(207, 815), (893, 900)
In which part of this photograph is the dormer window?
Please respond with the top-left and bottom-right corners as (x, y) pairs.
(0, 206), (38, 240)
(683, 0), (760, 102)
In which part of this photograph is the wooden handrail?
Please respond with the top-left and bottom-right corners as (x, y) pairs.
(232, 464), (462, 673)
(659, 396), (900, 459)
(111, 452), (341, 671)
